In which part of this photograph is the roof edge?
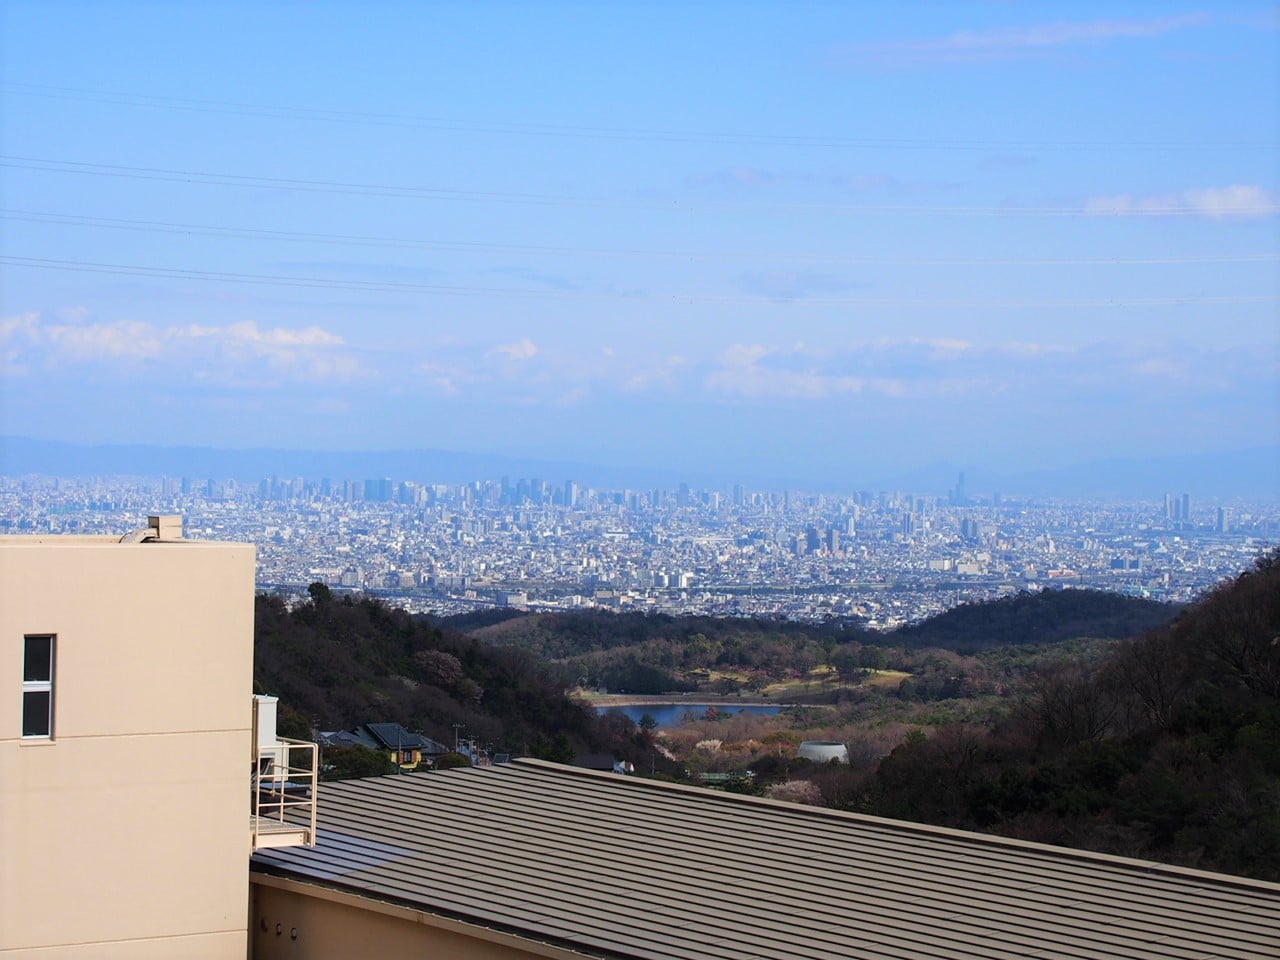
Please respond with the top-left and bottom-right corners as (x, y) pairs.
(251, 869), (644, 960)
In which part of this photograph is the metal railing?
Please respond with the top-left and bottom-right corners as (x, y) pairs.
(251, 737), (318, 850)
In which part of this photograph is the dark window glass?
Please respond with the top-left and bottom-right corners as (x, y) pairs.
(22, 691), (51, 738)
(24, 635), (52, 683)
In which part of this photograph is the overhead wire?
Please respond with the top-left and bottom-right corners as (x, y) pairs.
(4, 85), (1274, 305)
(3, 255), (1274, 308)
(7, 155), (1279, 217)
(4, 81), (1274, 151)
(4, 208), (1278, 267)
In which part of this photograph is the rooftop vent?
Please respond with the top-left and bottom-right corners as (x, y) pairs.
(118, 515), (184, 543)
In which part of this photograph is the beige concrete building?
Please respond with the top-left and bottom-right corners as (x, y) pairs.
(1, 516), (313, 959)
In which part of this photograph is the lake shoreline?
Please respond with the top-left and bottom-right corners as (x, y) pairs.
(579, 692), (799, 709)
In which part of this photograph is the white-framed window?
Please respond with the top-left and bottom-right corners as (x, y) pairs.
(22, 634), (54, 738)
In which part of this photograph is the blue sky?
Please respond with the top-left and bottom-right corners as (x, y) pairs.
(1, 2), (1277, 487)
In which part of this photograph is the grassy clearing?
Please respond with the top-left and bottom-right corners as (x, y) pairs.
(578, 665), (912, 704)
(862, 669), (911, 689)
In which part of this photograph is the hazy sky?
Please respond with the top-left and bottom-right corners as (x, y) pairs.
(2, 2), (1277, 487)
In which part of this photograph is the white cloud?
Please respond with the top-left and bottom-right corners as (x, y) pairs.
(46, 320), (163, 361)
(622, 354), (689, 393)
(925, 16), (1207, 52)
(2, 312), (163, 365)
(872, 336), (974, 356)
(1, 312), (357, 383)
(417, 357), (484, 395)
(183, 321), (344, 349)
(0, 312), (41, 375)
(0, 312), (40, 344)
(707, 364), (869, 399)
(706, 340), (995, 400)
(490, 338), (540, 361)
(998, 341), (1074, 357)
(402, 336), (1271, 411)
(850, 14), (1209, 64)
(1085, 184), (1278, 219)
(721, 343), (774, 367)
(697, 337), (1207, 403)
(1133, 357), (1189, 379)
(175, 321), (354, 382)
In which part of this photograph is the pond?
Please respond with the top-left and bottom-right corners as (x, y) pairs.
(597, 703), (784, 728)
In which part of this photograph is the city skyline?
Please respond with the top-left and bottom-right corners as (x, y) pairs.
(2, 3), (1277, 486)
(7, 469), (1273, 629)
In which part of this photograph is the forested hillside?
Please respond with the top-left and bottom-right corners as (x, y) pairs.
(848, 550), (1280, 880)
(463, 608), (862, 661)
(253, 589), (646, 764)
(889, 588), (1178, 653)
(450, 589), (1175, 697)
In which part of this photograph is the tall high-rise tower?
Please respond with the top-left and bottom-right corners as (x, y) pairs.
(1217, 506), (1231, 534)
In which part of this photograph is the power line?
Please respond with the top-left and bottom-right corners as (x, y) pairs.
(5, 208), (1277, 266)
(0, 156), (581, 206)
(5, 81), (1273, 152)
(4, 255), (1273, 308)
(8, 156), (1278, 217)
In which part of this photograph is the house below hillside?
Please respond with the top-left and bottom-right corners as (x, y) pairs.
(319, 722), (451, 771)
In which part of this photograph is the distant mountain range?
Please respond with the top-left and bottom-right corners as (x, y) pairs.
(2, 435), (1276, 500)
(882, 447), (1280, 501)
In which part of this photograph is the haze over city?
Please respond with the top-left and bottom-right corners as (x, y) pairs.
(1, 2), (1278, 491)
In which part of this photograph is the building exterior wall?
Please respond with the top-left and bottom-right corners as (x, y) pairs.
(0, 533), (255, 958)
(251, 878), (580, 960)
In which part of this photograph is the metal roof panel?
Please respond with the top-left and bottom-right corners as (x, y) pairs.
(252, 759), (1280, 960)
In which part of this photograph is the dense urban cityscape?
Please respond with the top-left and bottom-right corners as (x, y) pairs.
(5, 471), (1274, 629)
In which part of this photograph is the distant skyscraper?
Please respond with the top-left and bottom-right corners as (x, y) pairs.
(1181, 493), (1191, 523)
(1216, 506), (1231, 534)
(365, 477), (394, 502)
